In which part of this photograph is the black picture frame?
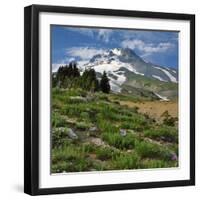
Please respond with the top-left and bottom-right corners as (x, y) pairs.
(24, 4), (195, 196)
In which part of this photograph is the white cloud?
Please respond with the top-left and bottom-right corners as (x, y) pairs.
(52, 63), (63, 72)
(121, 39), (174, 54)
(52, 57), (76, 72)
(52, 47), (106, 72)
(66, 47), (105, 60)
(66, 27), (113, 43)
(97, 29), (113, 43)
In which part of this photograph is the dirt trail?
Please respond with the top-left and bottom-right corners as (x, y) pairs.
(120, 100), (178, 122)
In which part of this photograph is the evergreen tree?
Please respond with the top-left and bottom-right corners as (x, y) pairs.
(68, 62), (73, 76)
(88, 69), (99, 92)
(73, 62), (80, 77)
(100, 71), (110, 93)
(52, 73), (58, 88)
(57, 65), (66, 87)
(69, 61), (80, 77)
(54, 63), (101, 92)
(55, 62), (81, 88)
(81, 69), (99, 92)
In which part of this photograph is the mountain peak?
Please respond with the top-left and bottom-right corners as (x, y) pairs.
(83, 47), (178, 94)
(110, 48), (122, 56)
(107, 47), (137, 57)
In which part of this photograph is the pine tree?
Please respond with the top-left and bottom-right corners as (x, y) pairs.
(88, 69), (99, 92)
(73, 62), (80, 77)
(68, 62), (73, 76)
(57, 65), (67, 87)
(81, 69), (99, 92)
(55, 63), (101, 92)
(100, 71), (110, 93)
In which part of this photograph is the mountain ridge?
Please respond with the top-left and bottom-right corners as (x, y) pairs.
(79, 48), (178, 100)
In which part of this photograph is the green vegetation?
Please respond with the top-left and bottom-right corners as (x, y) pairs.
(161, 110), (178, 126)
(53, 62), (110, 93)
(123, 71), (178, 100)
(112, 152), (140, 169)
(52, 143), (93, 172)
(51, 87), (178, 173)
(144, 126), (178, 143)
(135, 140), (171, 161)
(100, 71), (110, 93)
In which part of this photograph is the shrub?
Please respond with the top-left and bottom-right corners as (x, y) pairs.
(82, 143), (96, 153)
(52, 113), (66, 128)
(113, 152), (140, 169)
(163, 116), (178, 126)
(120, 122), (144, 131)
(161, 110), (178, 126)
(62, 104), (86, 117)
(99, 105), (120, 121)
(102, 132), (136, 150)
(113, 101), (120, 105)
(135, 140), (171, 161)
(75, 122), (90, 130)
(52, 158), (92, 173)
(144, 126), (178, 143)
(140, 159), (177, 169)
(117, 109), (133, 117)
(52, 144), (93, 173)
(98, 95), (110, 101)
(95, 147), (119, 161)
(120, 114), (149, 131)
(80, 112), (90, 121)
(52, 127), (69, 148)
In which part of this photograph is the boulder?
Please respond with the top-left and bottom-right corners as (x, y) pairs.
(86, 95), (96, 102)
(54, 127), (65, 133)
(66, 128), (78, 139)
(53, 127), (78, 140)
(120, 129), (127, 136)
(90, 137), (106, 147)
(170, 153), (178, 161)
(89, 126), (98, 132)
(69, 96), (87, 103)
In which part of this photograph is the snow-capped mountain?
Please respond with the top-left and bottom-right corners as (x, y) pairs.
(81, 48), (178, 99)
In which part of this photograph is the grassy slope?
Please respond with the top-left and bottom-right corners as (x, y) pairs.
(123, 71), (178, 100)
(51, 88), (178, 173)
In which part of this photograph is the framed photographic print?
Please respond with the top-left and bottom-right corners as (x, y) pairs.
(24, 4), (195, 195)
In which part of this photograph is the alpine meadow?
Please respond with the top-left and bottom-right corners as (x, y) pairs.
(51, 26), (179, 173)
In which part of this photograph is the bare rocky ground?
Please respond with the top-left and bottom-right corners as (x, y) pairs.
(119, 100), (178, 123)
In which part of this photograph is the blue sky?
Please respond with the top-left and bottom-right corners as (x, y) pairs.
(51, 25), (178, 71)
